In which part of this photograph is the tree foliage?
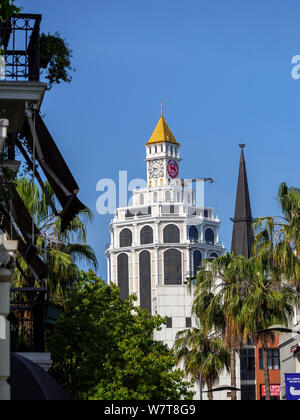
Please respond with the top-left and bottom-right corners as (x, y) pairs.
(0, 0), (21, 22)
(40, 32), (73, 90)
(49, 271), (194, 400)
(174, 326), (230, 400)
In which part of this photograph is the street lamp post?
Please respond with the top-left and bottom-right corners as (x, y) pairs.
(199, 351), (220, 401)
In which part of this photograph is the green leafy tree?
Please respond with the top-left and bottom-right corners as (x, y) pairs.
(40, 32), (74, 90)
(49, 271), (194, 401)
(174, 326), (230, 400)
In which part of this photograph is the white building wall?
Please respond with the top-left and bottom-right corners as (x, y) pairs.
(153, 285), (241, 400)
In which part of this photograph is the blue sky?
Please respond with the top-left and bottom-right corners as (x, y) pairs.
(20, 0), (300, 278)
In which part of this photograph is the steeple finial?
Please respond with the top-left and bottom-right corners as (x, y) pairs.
(161, 100), (163, 118)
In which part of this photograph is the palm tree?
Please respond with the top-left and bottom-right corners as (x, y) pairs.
(238, 258), (296, 400)
(192, 253), (252, 400)
(252, 183), (300, 399)
(254, 183), (300, 290)
(13, 177), (98, 302)
(174, 325), (230, 400)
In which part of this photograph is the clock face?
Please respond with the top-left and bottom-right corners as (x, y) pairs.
(167, 160), (179, 179)
(149, 160), (163, 179)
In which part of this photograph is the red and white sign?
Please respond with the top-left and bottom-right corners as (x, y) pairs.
(291, 344), (300, 354)
(167, 160), (179, 179)
(261, 384), (281, 397)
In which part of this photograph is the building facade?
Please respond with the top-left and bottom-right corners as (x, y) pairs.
(278, 311), (300, 399)
(106, 106), (231, 399)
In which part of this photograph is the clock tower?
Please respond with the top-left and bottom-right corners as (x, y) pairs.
(106, 102), (227, 398)
(145, 102), (181, 189)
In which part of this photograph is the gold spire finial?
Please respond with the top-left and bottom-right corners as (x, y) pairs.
(161, 100), (163, 117)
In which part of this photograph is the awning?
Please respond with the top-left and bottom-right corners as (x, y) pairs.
(9, 353), (70, 401)
(20, 112), (85, 231)
(0, 204), (47, 281)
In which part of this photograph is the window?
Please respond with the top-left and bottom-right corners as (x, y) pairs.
(204, 209), (209, 218)
(186, 318), (192, 328)
(205, 228), (215, 244)
(125, 210), (134, 219)
(117, 253), (129, 300)
(241, 385), (256, 401)
(120, 228), (132, 247)
(240, 348), (255, 381)
(153, 191), (158, 203)
(193, 250), (202, 276)
(140, 225), (153, 245)
(259, 349), (280, 370)
(139, 251), (151, 313)
(164, 249), (182, 285)
(163, 224), (180, 243)
(165, 191), (171, 202)
(166, 318), (172, 328)
(140, 193), (144, 205)
(189, 226), (199, 242)
(210, 252), (218, 259)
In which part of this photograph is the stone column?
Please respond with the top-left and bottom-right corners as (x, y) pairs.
(0, 233), (18, 401)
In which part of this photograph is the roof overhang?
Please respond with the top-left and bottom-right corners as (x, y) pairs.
(0, 81), (47, 133)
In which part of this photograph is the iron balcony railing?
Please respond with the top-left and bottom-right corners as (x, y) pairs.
(0, 13), (41, 81)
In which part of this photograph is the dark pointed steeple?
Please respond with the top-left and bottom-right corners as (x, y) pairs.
(231, 145), (253, 258)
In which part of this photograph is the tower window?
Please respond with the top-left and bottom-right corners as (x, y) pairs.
(210, 252), (218, 260)
(153, 191), (158, 202)
(166, 318), (173, 328)
(189, 226), (199, 242)
(139, 250), (152, 313)
(205, 228), (215, 245)
(164, 249), (182, 285)
(186, 318), (192, 328)
(117, 253), (129, 300)
(120, 228), (132, 247)
(163, 224), (180, 243)
(140, 225), (153, 245)
(165, 191), (171, 202)
(140, 193), (144, 205)
(193, 250), (202, 276)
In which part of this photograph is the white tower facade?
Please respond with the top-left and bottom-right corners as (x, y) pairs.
(105, 106), (232, 398)
(106, 104), (224, 326)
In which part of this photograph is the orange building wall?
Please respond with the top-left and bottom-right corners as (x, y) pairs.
(255, 335), (281, 400)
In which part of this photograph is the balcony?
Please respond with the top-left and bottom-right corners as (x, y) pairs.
(0, 14), (42, 82)
(0, 14), (46, 134)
